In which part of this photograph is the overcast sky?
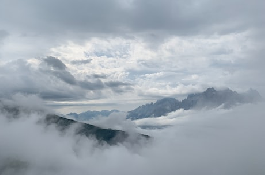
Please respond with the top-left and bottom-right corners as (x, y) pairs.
(0, 0), (264, 113)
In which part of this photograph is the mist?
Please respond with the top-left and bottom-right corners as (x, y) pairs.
(0, 96), (265, 175)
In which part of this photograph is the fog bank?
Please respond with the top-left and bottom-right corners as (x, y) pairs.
(0, 97), (264, 175)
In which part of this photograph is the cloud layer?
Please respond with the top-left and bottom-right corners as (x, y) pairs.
(0, 57), (133, 104)
(0, 96), (265, 175)
(1, 0), (264, 37)
(0, 0), (264, 112)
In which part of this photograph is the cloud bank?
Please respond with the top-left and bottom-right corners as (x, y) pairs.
(0, 95), (264, 175)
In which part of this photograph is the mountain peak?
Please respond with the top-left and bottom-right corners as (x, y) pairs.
(205, 87), (217, 93)
(127, 88), (262, 120)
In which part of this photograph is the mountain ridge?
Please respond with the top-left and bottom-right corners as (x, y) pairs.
(68, 109), (119, 121)
(66, 88), (262, 121)
(126, 88), (262, 120)
(0, 102), (149, 145)
(45, 114), (149, 144)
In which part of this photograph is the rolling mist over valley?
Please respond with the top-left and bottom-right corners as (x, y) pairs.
(0, 95), (265, 175)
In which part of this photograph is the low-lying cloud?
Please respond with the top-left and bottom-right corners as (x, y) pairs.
(0, 95), (264, 175)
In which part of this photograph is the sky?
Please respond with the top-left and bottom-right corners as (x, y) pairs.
(0, 0), (264, 113)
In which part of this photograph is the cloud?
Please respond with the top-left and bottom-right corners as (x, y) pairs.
(1, 0), (264, 38)
(88, 112), (137, 133)
(0, 58), (135, 105)
(91, 74), (107, 79)
(41, 56), (133, 92)
(105, 81), (131, 88)
(0, 0), (264, 113)
(0, 30), (9, 41)
(78, 80), (105, 90)
(1, 0), (264, 61)
(43, 56), (66, 70)
(39, 91), (83, 101)
(71, 59), (92, 65)
(51, 70), (77, 85)
(0, 96), (265, 175)
(105, 81), (133, 93)
(0, 59), (86, 101)
(41, 57), (78, 85)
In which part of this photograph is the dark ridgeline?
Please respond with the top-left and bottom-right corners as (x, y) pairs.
(127, 88), (262, 120)
(45, 114), (149, 145)
(0, 103), (149, 145)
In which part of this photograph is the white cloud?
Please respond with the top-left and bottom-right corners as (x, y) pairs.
(0, 30), (259, 113)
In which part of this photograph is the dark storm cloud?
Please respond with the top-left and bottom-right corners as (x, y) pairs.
(70, 59), (92, 65)
(43, 56), (66, 70)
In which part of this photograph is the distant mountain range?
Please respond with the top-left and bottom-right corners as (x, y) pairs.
(67, 87), (262, 121)
(127, 88), (262, 120)
(68, 110), (119, 121)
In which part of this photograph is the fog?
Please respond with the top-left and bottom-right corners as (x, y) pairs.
(87, 112), (138, 133)
(0, 96), (265, 175)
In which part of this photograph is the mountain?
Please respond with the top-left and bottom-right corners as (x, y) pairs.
(45, 114), (149, 144)
(126, 98), (181, 120)
(0, 103), (149, 145)
(181, 88), (262, 109)
(67, 110), (119, 121)
(127, 88), (262, 120)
